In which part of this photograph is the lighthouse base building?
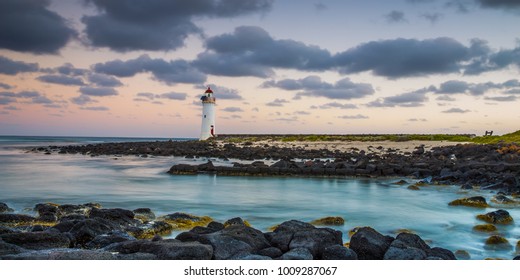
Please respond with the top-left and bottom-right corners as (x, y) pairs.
(200, 87), (216, 140)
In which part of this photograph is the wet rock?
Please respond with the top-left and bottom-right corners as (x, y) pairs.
(159, 212), (212, 230)
(310, 216), (345, 226)
(201, 234), (253, 260)
(0, 202), (14, 213)
(207, 221), (225, 231)
(349, 227), (394, 260)
(229, 253), (272, 260)
(455, 250), (471, 260)
(132, 208), (155, 223)
(0, 239), (28, 256)
(289, 227), (342, 259)
(476, 209), (514, 225)
(265, 220), (316, 252)
(0, 226), (18, 235)
(34, 203), (59, 216)
(448, 196), (488, 208)
(220, 224), (271, 252)
(223, 217), (251, 227)
(126, 221), (173, 239)
(383, 233), (430, 260)
(106, 239), (213, 260)
(89, 208), (137, 227)
(0, 213), (36, 227)
(428, 247), (456, 260)
(472, 224), (497, 232)
(484, 235), (512, 250)
(322, 245), (357, 260)
(0, 232), (71, 250)
(85, 231), (136, 249)
(58, 204), (97, 216)
(69, 218), (118, 246)
(258, 247), (283, 258)
(280, 247), (313, 260)
(491, 195), (517, 205)
(1, 248), (116, 260)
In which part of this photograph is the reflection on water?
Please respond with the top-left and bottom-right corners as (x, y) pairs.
(0, 137), (519, 260)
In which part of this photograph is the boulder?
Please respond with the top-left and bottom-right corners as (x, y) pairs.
(484, 235), (512, 250)
(448, 196), (488, 208)
(159, 212), (212, 230)
(223, 217), (251, 227)
(85, 231), (136, 249)
(383, 233), (430, 260)
(133, 208), (156, 223)
(349, 227), (394, 260)
(69, 218), (118, 246)
(257, 247), (283, 258)
(265, 220), (315, 252)
(280, 247), (313, 260)
(472, 224), (497, 232)
(201, 233), (254, 260)
(288, 227), (343, 259)
(0, 202), (14, 213)
(220, 225), (271, 252)
(310, 216), (345, 226)
(476, 209), (514, 225)
(322, 245), (357, 260)
(0, 232), (71, 250)
(1, 248), (116, 260)
(88, 208), (137, 227)
(125, 221), (173, 239)
(0, 240), (28, 256)
(105, 239), (213, 260)
(428, 247), (456, 260)
(0, 213), (36, 227)
(454, 250), (471, 260)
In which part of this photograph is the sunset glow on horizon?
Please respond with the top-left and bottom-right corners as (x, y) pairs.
(1, 0), (520, 138)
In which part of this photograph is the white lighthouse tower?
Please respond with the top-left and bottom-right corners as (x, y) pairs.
(199, 86), (216, 140)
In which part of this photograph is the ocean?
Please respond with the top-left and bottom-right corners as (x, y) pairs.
(0, 135), (518, 260)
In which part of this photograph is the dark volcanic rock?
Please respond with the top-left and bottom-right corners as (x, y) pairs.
(133, 208), (155, 223)
(85, 231), (136, 249)
(349, 227), (394, 260)
(0, 202), (14, 213)
(289, 227), (342, 259)
(69, 218), (118, 246)
(0, 232), (71, 250)
(322, 245), (358, 260)
(89, 208), (137, 227)
(280, 247), (314, 260)
(0, 240), (28, 256)
(0, 214), (36, 226)
(105, 239), (213, 260)
(1, 248), (116, 260)
(476, 209), (514, 225)
(220, 225), (271, 252)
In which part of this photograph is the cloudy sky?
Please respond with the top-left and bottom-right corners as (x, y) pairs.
(1, 0), (519, 137)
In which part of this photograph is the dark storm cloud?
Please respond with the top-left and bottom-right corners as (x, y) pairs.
(464, 45), (520, 75)
(366, 92), (429, 107)
(477, 0), (520, 10)
(93, 55), (206, 85)
(385, 11), (408, 23)
(37, 75), (86, 86)
(79, 86), (118, 97)
(0, 83), (12, 90)
(83, 0), (273, 52)
(88, 73), (123, 87)
(56, 63), (88, 76)
(263, 76), (374, 100)
(0, 0), (76, 54)
(334, 37), (471, 78)
(195, 84), (243, 100)
(194, 26), (333, 77)
(0, 56), (39, 75)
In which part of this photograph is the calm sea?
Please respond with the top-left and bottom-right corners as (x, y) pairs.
(0, 135), (518, 260)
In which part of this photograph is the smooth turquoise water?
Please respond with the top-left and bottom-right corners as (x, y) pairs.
(1, 136), (519, 260)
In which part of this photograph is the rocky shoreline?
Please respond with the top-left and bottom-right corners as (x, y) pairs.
(35, 140), (520, 195)
(0, 202), (462, 260)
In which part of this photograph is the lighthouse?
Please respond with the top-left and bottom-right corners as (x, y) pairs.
(200, 86), (216, 140)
